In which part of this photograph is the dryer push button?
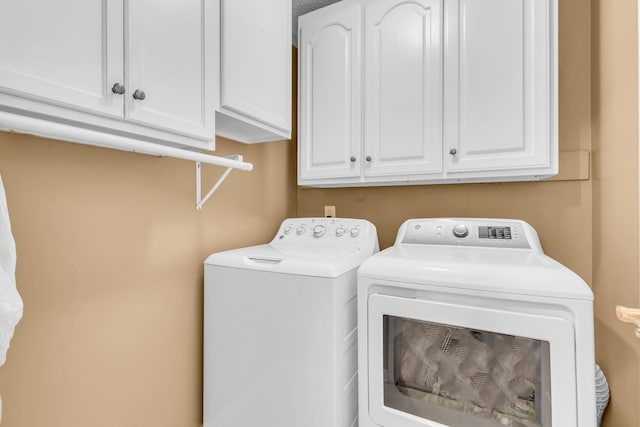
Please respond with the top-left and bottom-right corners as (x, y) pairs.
(452, 224), (469, 238)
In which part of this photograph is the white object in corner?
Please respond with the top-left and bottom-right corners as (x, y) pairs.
(0, 174), (23, 368)
(616, 305), (640, 338)
(216, 0), (292, 143)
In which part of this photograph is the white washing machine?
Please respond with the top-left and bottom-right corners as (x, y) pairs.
(204, 217), (378, 427)
(358, 218), (596, 427)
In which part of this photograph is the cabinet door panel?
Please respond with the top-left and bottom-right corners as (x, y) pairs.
(365, 0), (443, 177)
(0, 0), (124, 117)
(126, 0), (216, 140)
(445, 0), (553, 173)
(221, 0), (291, 134)
(299, 3), (362, 181)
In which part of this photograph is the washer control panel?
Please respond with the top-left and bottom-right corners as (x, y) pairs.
(398, 218), (541, 250)
(273, 218), (379, 250)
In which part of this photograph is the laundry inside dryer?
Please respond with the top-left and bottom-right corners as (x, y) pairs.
(384, 315), (551, 427)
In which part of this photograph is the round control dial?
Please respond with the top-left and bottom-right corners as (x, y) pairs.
(313, 225), (326, 238)
(350, 228), (360, 238)
(335, 227), (346, 237)
(284, 226), (293, 235)
(296, 226), (306, 236)
(452, 224), (469, 238)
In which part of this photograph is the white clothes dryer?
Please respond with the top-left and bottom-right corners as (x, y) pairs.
(204, 218), (378, 427)
(358, 218), (596, 427)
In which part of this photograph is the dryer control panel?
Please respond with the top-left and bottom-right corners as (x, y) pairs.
(272, 218), (380, 251)
(397, 218), (543, 251)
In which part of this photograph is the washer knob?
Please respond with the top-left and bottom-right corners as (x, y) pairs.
(350, 228), (360, 238)
(335, 227), (346, 237)
(452, 224), (469, 238)
(296, 226), (306, 235)
(313, 225), (326, 238)
(284, 226), (293, 234)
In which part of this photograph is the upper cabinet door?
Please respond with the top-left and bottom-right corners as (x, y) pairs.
(445, 0), (555, 174)
(364, 0), (443, 178)
(298, 2), (363, 181)
(220, 0), (291, 135)
(126, 0), (217, 140)
(0, 0), (124, 118)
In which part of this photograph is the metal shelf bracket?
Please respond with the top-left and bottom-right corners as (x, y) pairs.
(196, 155), (244, 210)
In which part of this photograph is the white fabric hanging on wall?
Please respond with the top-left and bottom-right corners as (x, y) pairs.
(0, 174), (22, 367)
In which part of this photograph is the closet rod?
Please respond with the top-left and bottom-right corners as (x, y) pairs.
(0, 111), (253, 171)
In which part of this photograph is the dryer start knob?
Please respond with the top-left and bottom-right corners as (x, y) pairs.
(452, 224), (469, 238)
(350, 228), (360, 238)
(313, 225), (326, 237)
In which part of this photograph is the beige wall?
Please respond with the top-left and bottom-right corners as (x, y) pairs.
(298, 179), (593, 282)
(0, 133), (296, 426)
(592, 0), (640, 425)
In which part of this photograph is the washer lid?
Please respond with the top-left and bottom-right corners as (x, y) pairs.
(358, 245), (593, 300)
(205, 217), (379, 278)
(205, 244), (368, 278)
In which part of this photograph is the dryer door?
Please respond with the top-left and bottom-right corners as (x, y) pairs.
(367, 294), (577, 427)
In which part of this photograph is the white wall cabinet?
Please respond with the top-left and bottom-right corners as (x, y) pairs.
(298, 0), (557, 187)
(364, 0), (443, 178)
(126, 0), (216, 140)
(298, 1), (362, 180)
(444, 0), (554, 176)
(0, 0), (218, 151)
(216, 0), (292, 143)
(0, 0), (124, 118)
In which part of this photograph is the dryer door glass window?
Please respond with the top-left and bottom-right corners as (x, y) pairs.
(383, 315), (552, 427)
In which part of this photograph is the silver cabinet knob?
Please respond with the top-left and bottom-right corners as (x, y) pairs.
(449, 148), (457, 155)
(366, 156), (372, 162)
(350, 156), (356, 162)
(111, 83), (125, 95)
(132, 89), (146, 100)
